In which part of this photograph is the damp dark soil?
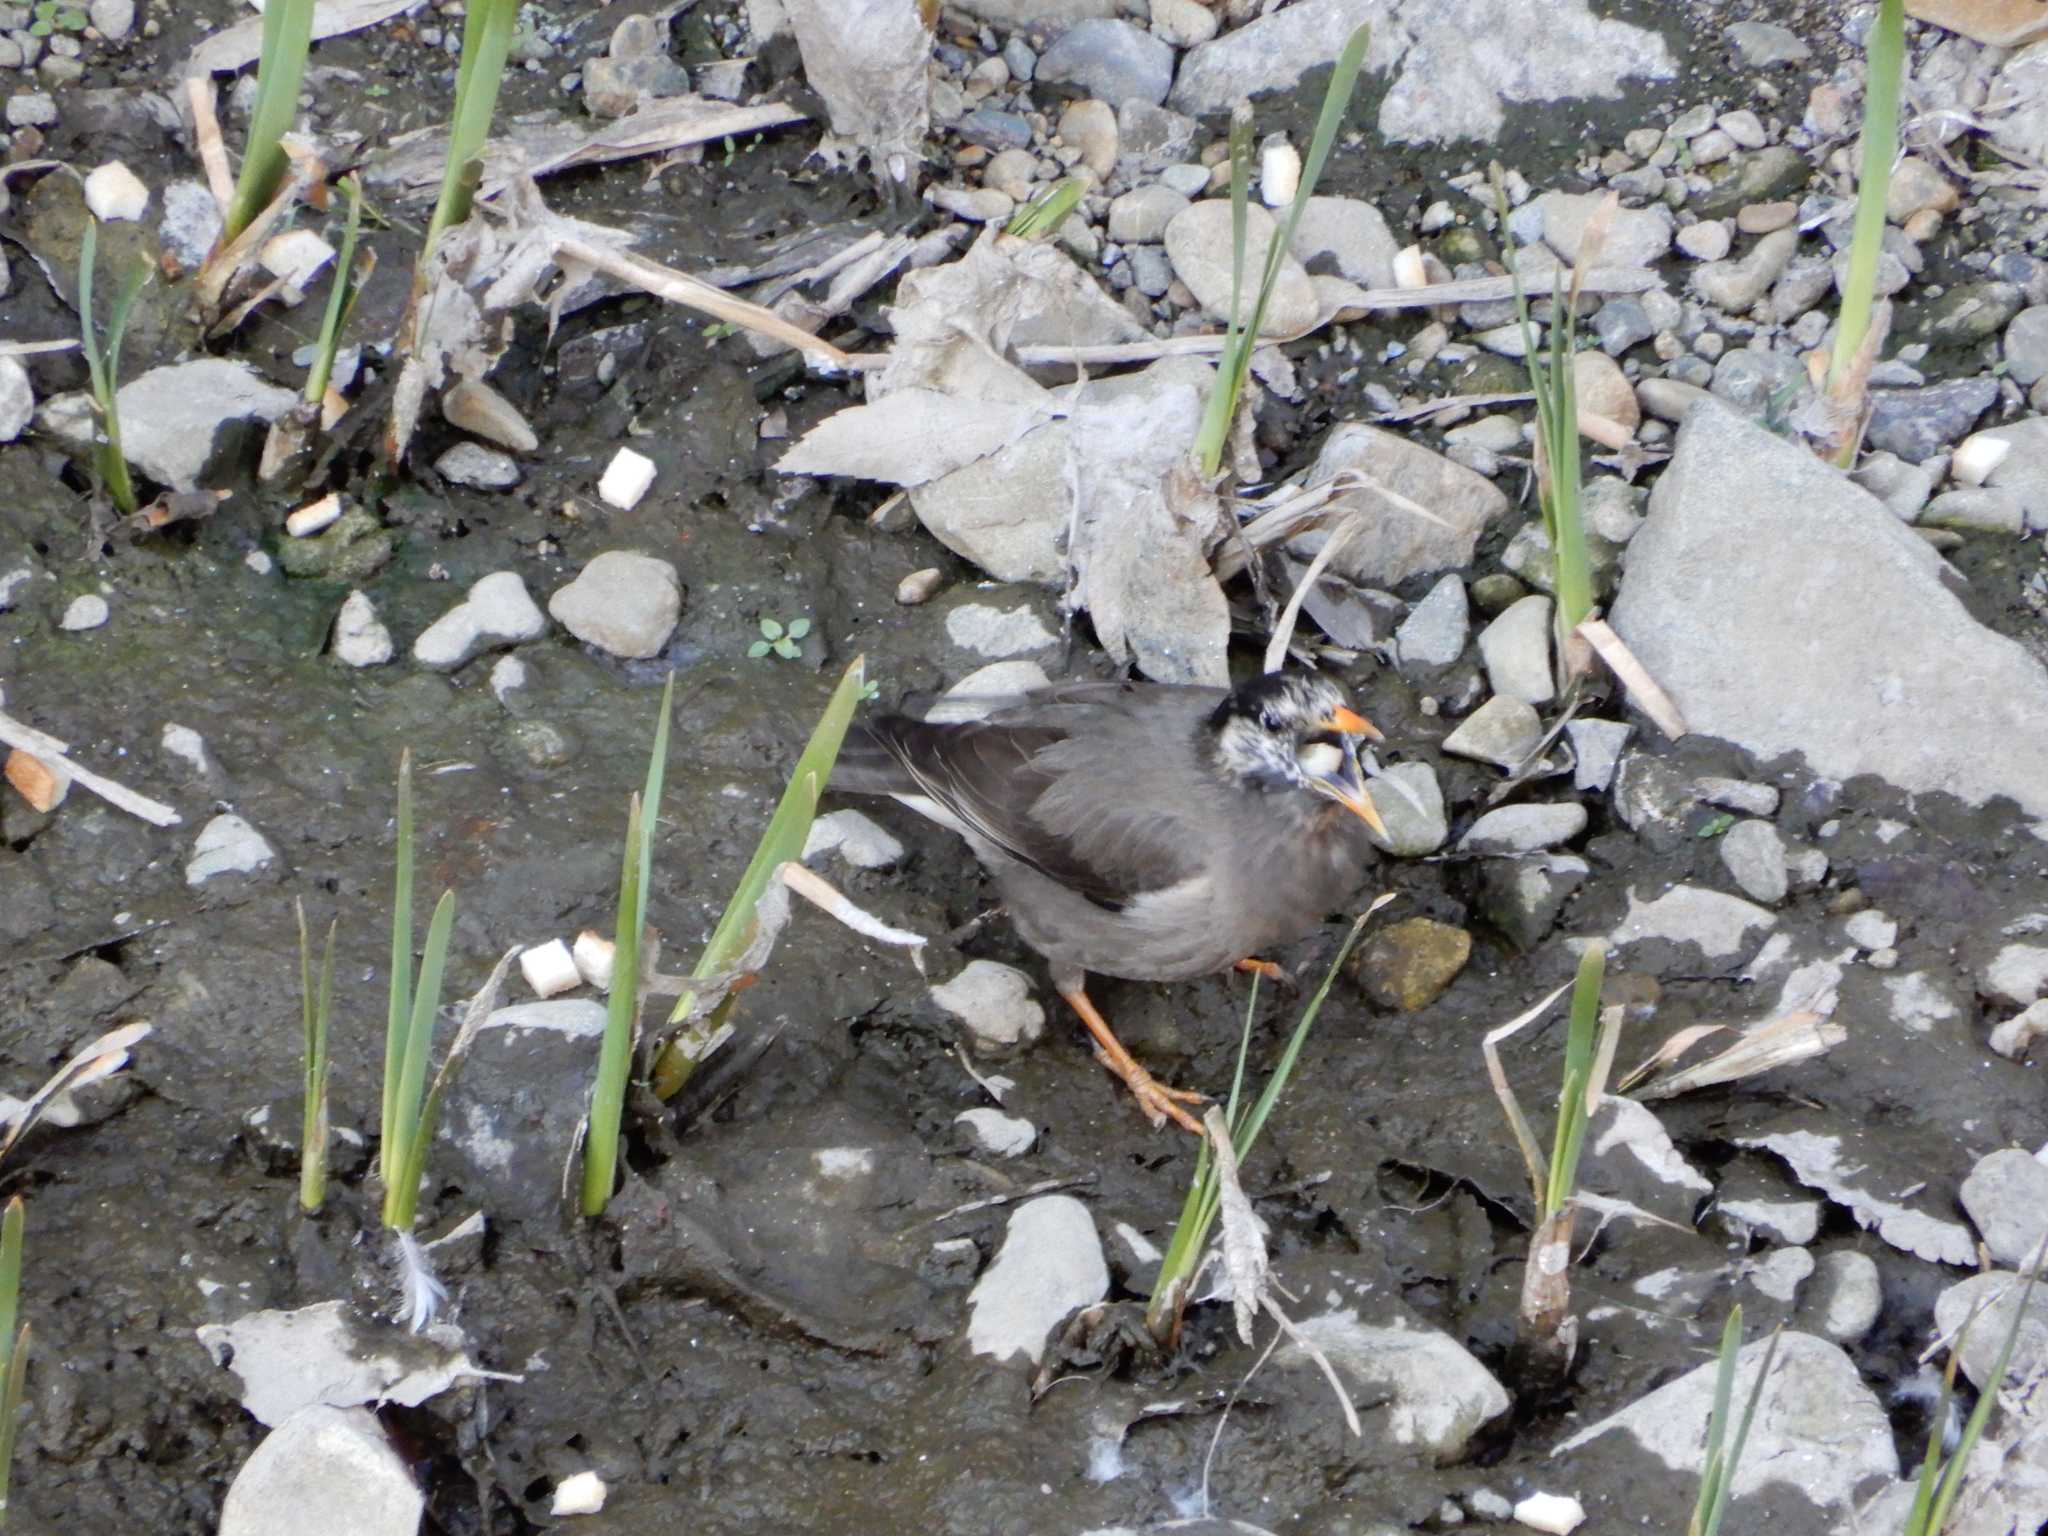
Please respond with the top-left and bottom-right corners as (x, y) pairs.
(2, 1), (2045, 1533)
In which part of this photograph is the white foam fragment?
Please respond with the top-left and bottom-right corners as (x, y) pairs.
(571, 930), (615, 991)
(83, 161), (150, 221)
(519, 939), (581, 999)
(550, 1471), (608, 1516)
(597, 447), (656, 510)
(1515, 1492), (1586, 1534)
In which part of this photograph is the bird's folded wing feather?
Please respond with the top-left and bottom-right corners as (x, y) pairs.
(863, 699), (1215, 909)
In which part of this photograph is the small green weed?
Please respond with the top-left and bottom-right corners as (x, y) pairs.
(748, 616), (810, 660)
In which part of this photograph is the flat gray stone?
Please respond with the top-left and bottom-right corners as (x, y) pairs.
(966, 1195), (1107, 1363)
(1566, 719), (1631, 791)
(0, 355), (30, 442)
(1719, 818), (1789, 904)
(116, 360), (297, 492)
(218, 1406), (421, 1536)
(414, 572), (547, 671)
(331, 590), (393, 667)
(1727, 19), (1810, 66)
(1934, 1270), (2048, 1393)
(1164, 200), (1318, 337)
(1394, 574), (1468, 669)
(1296, 424), (1509, 586)
(187, 814), (278, 886)
(1477, 594), (1554, 705)
(548, 550), (681, 660)
(1441, 695), (1541, 769)
(1169, 0), (1673, 147)
(1557, 1333), (1897, 1516)
(1959, 1147), (2048, 1267)
(1795, 1251), (1881, 1345)
(1459, 802), (1586, 855)
(931, 960), (1045, 1058)
(1290, 195), (1399, 287)
(1537, 191), (1673, 269)
(1969, 416), (2048, 532)
(802, 808), (904, 870)
(1365, 760), (1448, 857)
(1608, 883), (1775, 958)
(1283, 1309), (1509, 1459)
(1035, 19), (1172, 107)
(1610, 400), (2048, 818)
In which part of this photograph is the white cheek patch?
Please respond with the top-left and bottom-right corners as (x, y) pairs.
(1297, 742), (1343, 778)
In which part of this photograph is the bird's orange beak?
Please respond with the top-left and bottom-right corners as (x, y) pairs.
(1321, 706), (1383, 741)
(1314, 730), (1389, 839)
(1332, 784), (1388, 839)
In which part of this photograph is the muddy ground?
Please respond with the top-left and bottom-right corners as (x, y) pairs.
(1, 0), (2045, 1531)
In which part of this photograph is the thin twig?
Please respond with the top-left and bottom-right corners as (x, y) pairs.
(0, 710), (181, 826)
(919, 1175), (1097, 1228)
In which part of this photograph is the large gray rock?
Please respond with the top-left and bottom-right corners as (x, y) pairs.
(1035, 19), (1174, 106)
(114, 360), (298, 492)
(1282, 1308), (1509, 1460)
(1295, 423), (1509, 587)
(440, 1000), (606, 1223)
(548, 550), (681, 659)
(1557, 1333), (1898, 1519)
(966, 1195), (1107, 1363)
(218, 1406), (422, 1536)
(1164, 201), (1318, 336)
(1610, 400), (2048, 818)
(1169, 0), (1672, 146)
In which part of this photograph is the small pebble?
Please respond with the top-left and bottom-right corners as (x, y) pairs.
(896, 568), (944, 605)
(60, 594), (110, 631)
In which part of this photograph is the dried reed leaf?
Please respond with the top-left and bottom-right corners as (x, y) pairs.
(1481, 980), (1575, 1206)
(1575, 617), (1688, 740)
(184, 76), (233, 215)
(0, 1021), (152, 1161)
(778, 861), (928, 973)
(1615, 1022), (1731, 1095)
(1635, 1010), (1845, 1101)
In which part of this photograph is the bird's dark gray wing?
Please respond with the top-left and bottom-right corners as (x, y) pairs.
(841, 684), (1222, 909)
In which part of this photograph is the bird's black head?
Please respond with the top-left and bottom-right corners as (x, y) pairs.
(1207, 673), (1388, 835)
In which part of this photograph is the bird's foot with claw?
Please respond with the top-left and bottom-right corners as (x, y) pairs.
(1092, 1046), (1207, 1135)
(1234, 956), (1297, 989)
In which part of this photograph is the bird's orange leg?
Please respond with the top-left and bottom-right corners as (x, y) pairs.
(1235, 957), (1289, 984)
(1059, 987), (1207, 1136)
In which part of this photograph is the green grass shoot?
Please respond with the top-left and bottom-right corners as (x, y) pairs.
(651, 657), (868, 1100)
(296, 899), (336, 1215)
(1903, 1252), (2044, 1536)
(378, 750), (459, 1231)
(1499, 171), (1597, 672)
(1826, 0), (1904, 451)
(222, 0), (315, 241)
(1542, 942), (1610, 1220)
(77, 218), (148, 519)
(1688, 1307), (1780, 1536)
(1192, 23), (1370, 479)
(583, 674), (676, 1217)
(423, 0), (519, 258)
(0, 1196), (27, 1525)
(379, 749), (416, 1193)
(1004, 177), (1085, 240)
(1145, 907), (1379, 1342)
(304, 173), (369, 408)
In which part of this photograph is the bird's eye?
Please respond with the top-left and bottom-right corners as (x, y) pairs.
(1297, 742), (1343, 778)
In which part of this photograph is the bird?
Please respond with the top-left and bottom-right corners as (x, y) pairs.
(831, 671), (1387, 1134)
